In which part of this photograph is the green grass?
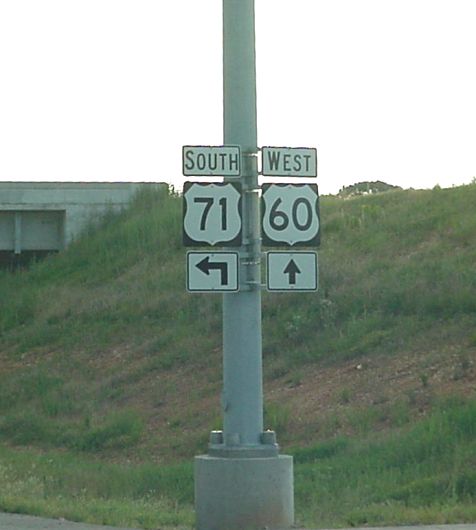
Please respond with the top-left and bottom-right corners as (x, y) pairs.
(0, 184), (475, 366)
(292, 397), (476, 528)
(0, 397), (474, 528)
(0, 445), (194, 529)
(0, 183), (475, 527)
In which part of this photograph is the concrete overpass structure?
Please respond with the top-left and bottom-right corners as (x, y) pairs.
(0, 181), (160, 266)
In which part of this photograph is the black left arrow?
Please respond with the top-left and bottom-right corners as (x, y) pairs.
(196, 256), (229, 285)
(283, 259), (301, 285)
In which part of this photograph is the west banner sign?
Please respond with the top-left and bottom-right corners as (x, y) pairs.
(261, 146), (317, 177)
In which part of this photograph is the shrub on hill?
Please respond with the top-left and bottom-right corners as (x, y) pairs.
(338, 180), (402, 197)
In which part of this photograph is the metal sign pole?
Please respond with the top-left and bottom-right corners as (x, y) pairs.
(194, 1), (294, 529)
(221, 0), (263, 451)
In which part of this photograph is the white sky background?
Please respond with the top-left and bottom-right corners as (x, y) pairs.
(1, 0), (475, 195)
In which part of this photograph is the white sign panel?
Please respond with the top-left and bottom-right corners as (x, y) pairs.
(261, 146), (317, 177)
(183, 182), (242, 246)
(187, 252), (239, 292)
(267, 252), (318, 291)
(182, 145), (241, 177)
(261, 184), (320, 247)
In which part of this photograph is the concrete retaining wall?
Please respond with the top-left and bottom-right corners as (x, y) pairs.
(0, 182), (162, 253)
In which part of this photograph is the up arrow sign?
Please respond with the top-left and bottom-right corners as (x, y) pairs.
(267, 251), (318, 292)
(283, 259), (301, 285)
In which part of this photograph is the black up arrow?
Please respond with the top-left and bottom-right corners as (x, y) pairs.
(284, 259), (301, 285)
(196, 256), (229, 285)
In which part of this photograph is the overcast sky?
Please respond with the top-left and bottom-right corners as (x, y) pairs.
(1, 0), (475, 194)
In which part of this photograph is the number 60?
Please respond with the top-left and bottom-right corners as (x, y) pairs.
(269, 197), (313, 232)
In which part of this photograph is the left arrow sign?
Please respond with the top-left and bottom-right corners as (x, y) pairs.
(196, 256), (229, 285)
(187, 252), (239, 292)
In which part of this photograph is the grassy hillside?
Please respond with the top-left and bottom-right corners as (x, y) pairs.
(0, 183), (475, 528)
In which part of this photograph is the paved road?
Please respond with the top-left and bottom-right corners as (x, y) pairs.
(0, 513), (139, 530)
(0, 513), (475, 530)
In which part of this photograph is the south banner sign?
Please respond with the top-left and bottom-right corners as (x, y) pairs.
(182, 145), (241, 177)
(261, 183), (320, 247)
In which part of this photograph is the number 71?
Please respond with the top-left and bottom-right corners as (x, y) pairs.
(194, 197), (228, 230)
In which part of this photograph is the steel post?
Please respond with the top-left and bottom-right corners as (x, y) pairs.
(222, 0), (263, 450)
(194, 1), (294, 528)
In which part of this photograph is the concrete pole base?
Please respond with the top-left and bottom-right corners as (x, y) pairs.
(195, 454), (294, 530)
